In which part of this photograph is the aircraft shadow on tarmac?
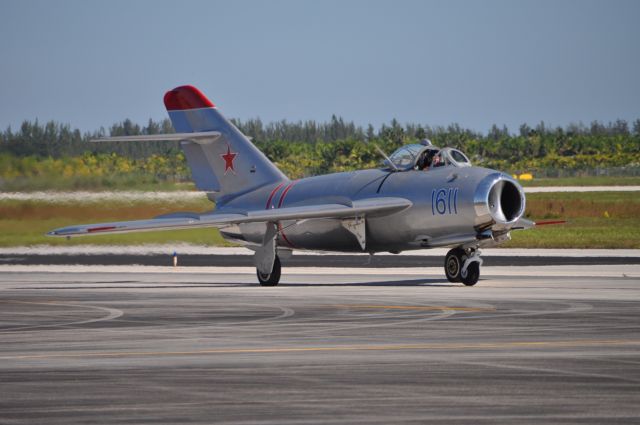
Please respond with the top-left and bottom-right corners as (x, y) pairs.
(21, 278), (460, 290)
(278, 278), (456, 287)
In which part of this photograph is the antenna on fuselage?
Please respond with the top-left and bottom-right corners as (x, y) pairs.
(364, 137), (399, 172)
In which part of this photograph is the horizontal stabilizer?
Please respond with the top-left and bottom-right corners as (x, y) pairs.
(90, 131), (222, 145)
(47, 197), (412, 237)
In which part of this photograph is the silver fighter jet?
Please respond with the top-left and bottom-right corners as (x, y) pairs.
(48, 85), (534, 286)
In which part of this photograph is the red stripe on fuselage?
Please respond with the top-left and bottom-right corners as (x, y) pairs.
(277, 182), (295, 208)
(265, 182), (285, 209)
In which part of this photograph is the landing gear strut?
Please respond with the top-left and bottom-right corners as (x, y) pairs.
(257, 255), (281, 286)
(444, 247), (482, 286)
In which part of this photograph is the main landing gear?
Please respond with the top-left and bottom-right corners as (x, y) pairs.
(257, 255), (281, 286)
(445, 247), (482, 286)
(254, 223), (282, 286)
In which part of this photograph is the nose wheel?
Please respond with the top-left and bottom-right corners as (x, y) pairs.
(444, 248), (481, 286)
(257, 255), (281, 286)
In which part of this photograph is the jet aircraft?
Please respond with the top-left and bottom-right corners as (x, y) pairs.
(48, 85), (535, 286)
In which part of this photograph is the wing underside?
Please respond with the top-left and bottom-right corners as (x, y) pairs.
(47, 197), (412, 237)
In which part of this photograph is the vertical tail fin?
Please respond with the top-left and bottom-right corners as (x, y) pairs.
(164, 85), (287, 203)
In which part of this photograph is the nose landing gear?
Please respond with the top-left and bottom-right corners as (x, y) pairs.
(444, 247), (482, 286)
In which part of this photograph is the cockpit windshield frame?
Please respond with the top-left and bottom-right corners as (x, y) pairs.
(385, 144), (472, 171)
(385, 144), (424, 171)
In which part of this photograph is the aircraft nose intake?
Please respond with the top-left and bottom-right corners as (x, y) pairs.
(474, 173), (525, 227)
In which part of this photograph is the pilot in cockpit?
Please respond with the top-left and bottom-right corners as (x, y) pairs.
(432, 153), (443, 167)
(416, 149), (438, 171)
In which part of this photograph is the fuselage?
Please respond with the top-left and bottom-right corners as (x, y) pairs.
(218, 165), (525, 253)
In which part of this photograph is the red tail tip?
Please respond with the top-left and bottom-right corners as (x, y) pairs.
(164, 85), (215, 111)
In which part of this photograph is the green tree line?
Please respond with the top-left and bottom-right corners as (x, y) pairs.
(1, 117), (639, 189)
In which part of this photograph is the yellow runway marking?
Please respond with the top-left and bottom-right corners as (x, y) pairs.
(3, 339), (639, 361)
(334, 304), (496, 312)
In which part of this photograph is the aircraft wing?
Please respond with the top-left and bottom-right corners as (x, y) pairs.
(510, 218), (566, 230)
(47, 197), (412, 237)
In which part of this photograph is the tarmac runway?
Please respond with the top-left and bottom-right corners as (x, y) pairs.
(1, 264), (640, 424)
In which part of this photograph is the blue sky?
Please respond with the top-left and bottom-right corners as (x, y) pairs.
(1, 0), (638, 133)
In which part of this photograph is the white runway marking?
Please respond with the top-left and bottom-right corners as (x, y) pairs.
(0, 190), (206, 203)
(0, 301), (123, 332)
(524, 186), (640, 193)
(0, 185), (637, 204)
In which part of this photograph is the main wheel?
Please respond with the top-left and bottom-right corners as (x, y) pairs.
(444, 248), (465, 283)
(461, 261), (480, 286)
(257, 256), (281, 286)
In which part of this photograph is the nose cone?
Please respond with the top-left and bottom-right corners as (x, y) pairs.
(474, 173), (526, 228)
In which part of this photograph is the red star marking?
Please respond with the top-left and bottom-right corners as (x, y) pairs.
(220, 144), (238, 175)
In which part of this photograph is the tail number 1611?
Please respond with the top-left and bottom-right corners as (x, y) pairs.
(431, 188), (459, 215)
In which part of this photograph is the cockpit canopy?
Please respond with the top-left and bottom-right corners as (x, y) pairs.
(386, 143), (471, 171)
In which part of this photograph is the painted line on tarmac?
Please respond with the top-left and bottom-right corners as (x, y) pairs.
(3, 339), (639, 361)
(335, 304), (496, 312)
(0, 300), (123, 332)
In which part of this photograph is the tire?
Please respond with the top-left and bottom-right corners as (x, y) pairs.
(257, 256), (281, 286)
(461, 261), (480, 286)
(444, 248), (465, 283)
